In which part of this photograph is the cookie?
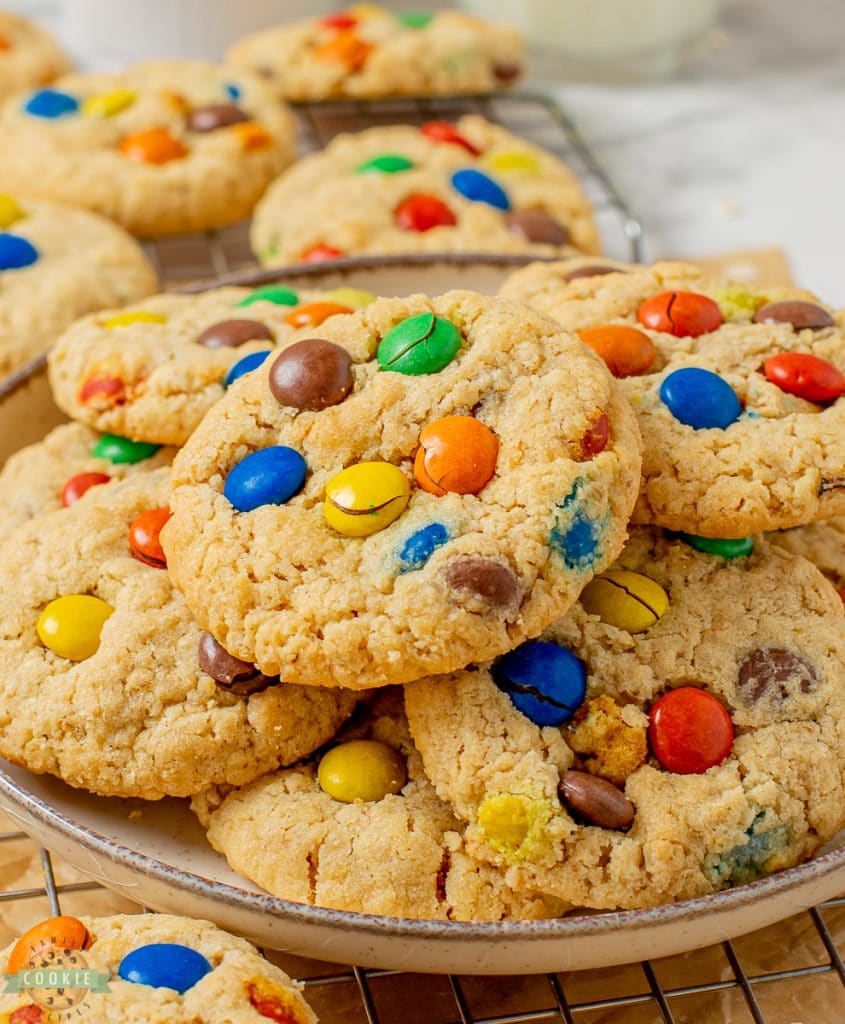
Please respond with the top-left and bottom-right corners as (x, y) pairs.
(48, 284), (377, 446)
(163, 290), (642, 689)
(0, 196), (157, 377)
(0, 913), (316, 1023)
(500, 259), (845, 537)
(0, 11), (69, 100)
(250, 116), (598, 265)
(0, 422), (175, 534)
(192, 689), (565, 921)
(405, 528), (845, 910)
(772, 517), (845, 600)
(0, 469), (359, 799)
(0, 60), (295, 236)
(226, 6), (524, 102)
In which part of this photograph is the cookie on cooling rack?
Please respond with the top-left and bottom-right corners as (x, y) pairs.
(404, 527), (845, 910)
(250, 115), (598, 265)
(0, 195), (156, 377)
(772, 517), (845, 601)
(0, 60), (295, 236)
(0, 469), (359, 799)
(0, 913), (316, 1023)
(226, 6), (524, 102)
(500, 259), (845, 537)
(48, 283), (378, 446)
(0, 10), (69, 100)
(163, 290), (642, 689)
(193, 689), (566, 921)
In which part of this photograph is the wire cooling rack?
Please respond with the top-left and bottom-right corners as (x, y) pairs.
(141, 92), (645, 287)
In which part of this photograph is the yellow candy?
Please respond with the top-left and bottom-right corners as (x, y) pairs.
(318, 740), (406, 802)
(0, 193), (24, 228)
(348, 3), (387, 18)
(710, 285), (767, 322)
(103, 311), (168, 329)
(324, 287), (376, 309)
(477, 792), (552, 863)
(82, 88), (136, 117)
(37, 594), (114, 661)
(324, 462), (410, 537)
(484, 150), (541, 175)
(580, 569), (669, 633)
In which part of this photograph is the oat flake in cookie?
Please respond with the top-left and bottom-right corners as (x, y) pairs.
(163, 290), (642, 689)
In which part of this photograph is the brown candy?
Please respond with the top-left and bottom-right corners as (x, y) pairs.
(562, 265), (621, 282)
(560, 769), (635, 831)
(753, 300), (834, 330)
(737, 646), (818, 705)
(444, 556), (518, 606)
(196, 319), (273, 349)
(198, 631), (275, 696)
(186, 103), (249, 132)
(268, 338), (353, 411)
(505, 210), (569, 246)
(492, 61), (522, 82)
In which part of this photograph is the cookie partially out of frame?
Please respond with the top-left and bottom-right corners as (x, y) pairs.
(0, 10), (69, 101)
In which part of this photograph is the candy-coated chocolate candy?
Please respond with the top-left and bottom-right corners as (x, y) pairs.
(394, 192), (457, 232)
(317, 740), (406, 802)
(579, 411), (609, 460)
(477, 792), (541, 856)
(838, 587), (845, 606)
(560, 770), (635, 831)
(24, 89), (78, 118)
(493, 60), (522, 82)
(128, 507), (171, 568)
(7, 916), (91, 973)
(90, 433), (160, 464)
(320, 10), (359, 29)
(269, 339), (353, 411)
(648, 686), (734, 774)
(753, 300), (834, 330)
(224, 82), (241, 100)
(563, 264), (620, 281)
(61, 471), (110, 507)
(578, 324), (656, 378)
(0, 233), (38, 270)
(485, 150), (540, 174)
(0, 194), (24, 228)
(82, 88), (135, 117)
(237, 284), (299, 307)
(224, 446), (307, 513)
(763, 351), (845, 403)
(186, 102), (249, 132)
(355, 153), (415, 174)
(198, 631), (275, 695)
(324, 286), (376, 308)
(37, 594), (114, 661)
(580, 569), (669, 633)
(103, 310), (167, 328)
(300, 243), (345, 263)
(397, 521), (450, 572)
(118, 943), (211, 994)
(283, 301), (352, 328)
(232, 121), (273, 151)
(414, 415), (498, 495)
(119, 128), (188, 164)
(737, 646), (818, 706)
(348, 2), (385, 17)
(0, 32), (10, 51)
(444, 555), (517, 606)
(196, 318), (273, 349)
(396, 10), (433, 27)
(638, 291), (723, 338)
(660, 367), (742, 429)
(313, 30), (372, 69)
(680, 534), (754, 559)
(505, 209), (568, 245)
(224, 350), (271, 388)
(324, 462), (410, 537)
(79, 375), (125, 405)
(451, 168), (510, 210)
(377, 312), (461, 374)
(492, 640), (587, 727)
(420, 120), (481, 155)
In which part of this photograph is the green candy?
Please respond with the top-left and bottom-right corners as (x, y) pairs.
(680, 534), (754, 559)
(91, 434), (161, 465)
(377, 312), (461, 375)
(236, 285), (299, 307)
(396, 11), (433, 28)
(355, 154), (415, 175)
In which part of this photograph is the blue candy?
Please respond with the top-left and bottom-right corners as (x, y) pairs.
(451, 168), (510, 211)
(659, 367), (742, 429)
(224, 349), (271, 388)
(549, 479), (603, 570)
(224, 446), (307, 512)
(224, 82), (241, 100)
(24, 89), (79, 118)
(0, 233), (38, 271)
(703, 816), (790, 887)
(397, 522), (450, 572)
(492, 640), (586, 727)
(118, 943), (212, 994)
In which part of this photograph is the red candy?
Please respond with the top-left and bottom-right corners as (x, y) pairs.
(9, 1008), (44, 1024)
(128, 507), (171, 568)
(395, 193), (457, 232)
(320, 10), (358, 29)
(79, 375), (126, 405)
(300, 244), (345, 263)
(838, 587), (845, 606)
(579, 411), (610, 460)
(61, 471), (111, 507)
(649, 686), (734, 775)
(638, 291), (723, 338)
(248, 982), (301, 1023)
(420, 120), (481, 156)
(763, 352), (845, 403)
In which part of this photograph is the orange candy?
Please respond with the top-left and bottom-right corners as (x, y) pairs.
(128, 507), (171, 568)
(414, 415), (499, 496)
(313, 30), (372, 70)
(300, 243), (345, 263)
(578, 324), (656, 378)
(7, 916), (91, 974)
(119, 127), (187, 164)
(232, 121), (273, 151)
(284, 301), (353, 328)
